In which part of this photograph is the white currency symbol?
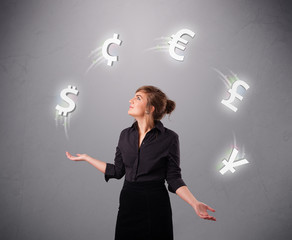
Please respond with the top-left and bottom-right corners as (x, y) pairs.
(168, 29), (195, 61)
(55, 85), (79, 116)
(221, 79), (249, 112)
(220, 148), (249, 175)
(102, 33), (122, 66)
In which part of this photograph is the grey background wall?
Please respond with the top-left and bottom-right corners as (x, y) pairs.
(1, 0), (291, 239)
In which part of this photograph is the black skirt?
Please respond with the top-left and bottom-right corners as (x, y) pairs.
(114, 179), (173, 240)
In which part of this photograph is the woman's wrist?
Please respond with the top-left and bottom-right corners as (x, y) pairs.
(191, 199), (200, 208)
(85, 154), (92, 162)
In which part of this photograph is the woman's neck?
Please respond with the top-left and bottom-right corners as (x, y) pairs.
(136, 118), (154, 135)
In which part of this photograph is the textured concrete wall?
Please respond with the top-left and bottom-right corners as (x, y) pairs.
(0, 0), (291, 239)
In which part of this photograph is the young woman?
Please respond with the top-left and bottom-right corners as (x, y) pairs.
(66, 85), (216, 240)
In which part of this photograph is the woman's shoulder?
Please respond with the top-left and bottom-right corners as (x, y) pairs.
(119, 123), (136, 136)
(162, 125), (179, 139)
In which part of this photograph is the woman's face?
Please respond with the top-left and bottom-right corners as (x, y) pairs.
(128, 91), (148, 118)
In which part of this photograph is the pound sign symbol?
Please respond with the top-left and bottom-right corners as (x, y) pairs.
(221, 79), (249, 112)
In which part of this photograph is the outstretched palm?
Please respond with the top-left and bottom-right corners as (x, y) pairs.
(194, 202), (216, 221)
(66, 151), (88, 161)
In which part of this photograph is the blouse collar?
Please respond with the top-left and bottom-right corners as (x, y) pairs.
(131, 120), (165, 133)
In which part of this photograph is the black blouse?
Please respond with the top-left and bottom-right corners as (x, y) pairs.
(104, 120), (187, 194)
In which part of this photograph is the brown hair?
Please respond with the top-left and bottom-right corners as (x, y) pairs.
(135, 85), (176, 123)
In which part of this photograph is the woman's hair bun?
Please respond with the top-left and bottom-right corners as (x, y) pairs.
(165, 99), (175, 114)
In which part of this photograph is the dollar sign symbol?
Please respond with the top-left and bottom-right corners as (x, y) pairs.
(102, 33), (122, 66)
(221, 80), (250, 112)
(168, 29), (195, 61)
(55, 85), (79, 116)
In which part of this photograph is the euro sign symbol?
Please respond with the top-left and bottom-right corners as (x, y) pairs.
(219, 148), (249, 175)
(168, 29), (195, 61)
(221, 80), (249, 112)
(102, 33), (122, 66)
(55, 85), (79, 116)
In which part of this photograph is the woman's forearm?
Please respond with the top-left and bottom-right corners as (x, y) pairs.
(175, 186), (199, 208)
(86, 156), (107, 174)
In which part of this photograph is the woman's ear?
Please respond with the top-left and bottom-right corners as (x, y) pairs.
(151, 106), (155, 113)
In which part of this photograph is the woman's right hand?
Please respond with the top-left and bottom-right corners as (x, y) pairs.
(66, 151), (90, 162)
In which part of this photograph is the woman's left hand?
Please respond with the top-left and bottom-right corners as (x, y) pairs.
(193, 201), (216, 221)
